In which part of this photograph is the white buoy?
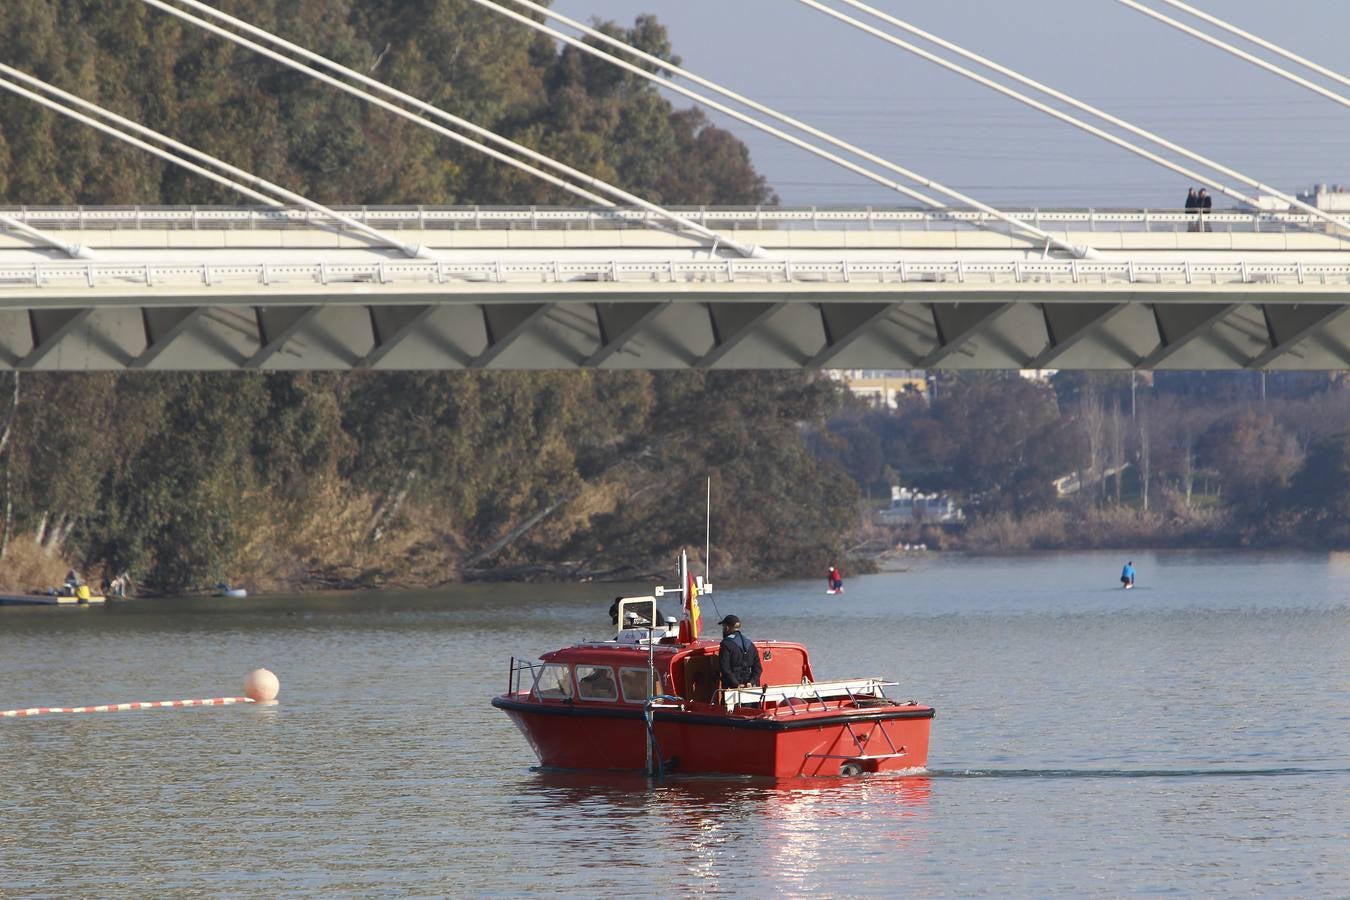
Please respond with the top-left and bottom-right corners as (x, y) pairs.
(244, 668), (280, 704)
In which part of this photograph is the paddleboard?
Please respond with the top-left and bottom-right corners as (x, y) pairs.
(826, 588), (844, 595)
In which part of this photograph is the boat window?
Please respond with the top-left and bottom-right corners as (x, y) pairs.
(575, 665), (618, 701)
(619, 667), (662, 703)
(533, 664), (574, 701)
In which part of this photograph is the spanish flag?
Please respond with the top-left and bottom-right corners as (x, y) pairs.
(678, 550), (702, 642)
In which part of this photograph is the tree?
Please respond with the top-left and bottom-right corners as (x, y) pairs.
(1137, 400), (1152, 512)
(1283, 433), (1350, 545)
(1198, 410), (1303, 503)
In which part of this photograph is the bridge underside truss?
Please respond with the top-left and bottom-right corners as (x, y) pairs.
(3, 289), (1349, 371)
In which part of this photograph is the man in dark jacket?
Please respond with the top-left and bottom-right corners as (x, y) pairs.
(718, 614), (762, 689)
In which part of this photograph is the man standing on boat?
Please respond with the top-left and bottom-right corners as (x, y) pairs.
(718, 614), (762, 689)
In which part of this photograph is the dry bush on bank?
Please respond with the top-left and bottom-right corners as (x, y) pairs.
(0, 540), (75, 592)
(960, 499), (1229, 552)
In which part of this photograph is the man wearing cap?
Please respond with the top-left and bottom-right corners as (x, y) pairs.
(718, 614), (762, 690)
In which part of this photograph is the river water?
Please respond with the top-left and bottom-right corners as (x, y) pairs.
(2, 550), (1347, 896)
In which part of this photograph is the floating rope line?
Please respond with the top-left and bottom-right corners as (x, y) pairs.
(3, 697), (254, 718)
(3, 669), (279, 718)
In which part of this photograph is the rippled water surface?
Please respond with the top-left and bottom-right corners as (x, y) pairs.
(3, 550), (1348, 896)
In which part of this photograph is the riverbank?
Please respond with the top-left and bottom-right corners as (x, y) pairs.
(847, 500), (1307, 559)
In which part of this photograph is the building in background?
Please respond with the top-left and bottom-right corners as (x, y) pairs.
(877, 486), (965, 525)
(830, 370), (928, 409)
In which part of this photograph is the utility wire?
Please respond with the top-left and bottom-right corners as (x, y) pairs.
(1117, 0), (1350, 110)
(1152, 0), (1350, 91)
(793, 0), (1273, 219)
(825, 0), (1350, 237)
(0, 64), (434, 260)
(141, 0), (763, 258)
(486, 0), (1100, 259)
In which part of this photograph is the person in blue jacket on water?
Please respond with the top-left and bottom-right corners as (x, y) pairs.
(1120, 561), (1136, 588)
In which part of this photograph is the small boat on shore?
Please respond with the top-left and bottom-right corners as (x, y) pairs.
(213, 582), (247, 599)
(492, 554), (934, 778)
(0, 585), (105, 606)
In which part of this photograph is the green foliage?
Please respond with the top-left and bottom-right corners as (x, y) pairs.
(0, 1), (772, 207)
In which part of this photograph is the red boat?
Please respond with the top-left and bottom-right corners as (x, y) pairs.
(492, 558), (934, 778)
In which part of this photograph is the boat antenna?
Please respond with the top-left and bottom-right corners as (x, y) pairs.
(703, 478), (722, 622)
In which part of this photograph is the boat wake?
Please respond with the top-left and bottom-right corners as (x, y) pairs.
(929, 766), (1350, 779)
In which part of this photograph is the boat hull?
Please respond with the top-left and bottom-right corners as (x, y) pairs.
(494, 697), (932, 777)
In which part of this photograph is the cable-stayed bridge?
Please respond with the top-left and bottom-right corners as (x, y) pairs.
(2, 205), (1348, 371)
(3, 0), (1349, 371)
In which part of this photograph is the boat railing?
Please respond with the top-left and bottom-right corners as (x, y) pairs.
(507, 656), (544, 698)
(721, 678), (897, 713)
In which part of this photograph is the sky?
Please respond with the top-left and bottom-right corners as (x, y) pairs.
(545, 0), (1350, 210)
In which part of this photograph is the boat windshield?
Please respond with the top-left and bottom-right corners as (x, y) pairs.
(533, 663), (574, 700)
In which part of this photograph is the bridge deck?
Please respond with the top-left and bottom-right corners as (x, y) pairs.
(2, 207), (1349, 371)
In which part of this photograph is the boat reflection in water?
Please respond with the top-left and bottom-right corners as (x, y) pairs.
(522, 770), (933, 888)
(493, 554), (935, 778)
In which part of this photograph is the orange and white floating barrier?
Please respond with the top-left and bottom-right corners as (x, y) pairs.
(2, 668), (280, 719)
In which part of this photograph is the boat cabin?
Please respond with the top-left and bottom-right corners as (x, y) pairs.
(506, 594), (818, 712)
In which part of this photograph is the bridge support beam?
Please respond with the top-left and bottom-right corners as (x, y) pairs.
(472, 303), (552, 368)
(585, 301), (670, 367)
(131, 308), (206, 369)
(1247, 305), (1350, 369)
(1029, 303), (1130, 369)
(245, 306), (322, 369)
(920, 303), (1014, 368)
(19, 309), (93, 369)
(359, 305), (437, 368)
(696, 302), (787, 368)
(807, 303), (899, 368)
(1139, 304), (1241, 369)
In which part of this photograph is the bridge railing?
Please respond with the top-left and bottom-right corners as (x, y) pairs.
(3, 206), (1348, 235)
(5, 258), (1349, 291)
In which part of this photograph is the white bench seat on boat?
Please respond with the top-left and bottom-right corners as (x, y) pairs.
(721, 678), (895, 710)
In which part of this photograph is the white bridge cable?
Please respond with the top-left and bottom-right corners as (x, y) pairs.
(794, 0), (1279, 220)
(825, 0), (1350, 238)
(1152, 0), (1350, 90)
(0, 65), (433, 260)
(483, 0), (1101, 260)
(1116, 0), (1350, 110)
(140, 0), (763, 259)
(0, 213), (94, 260)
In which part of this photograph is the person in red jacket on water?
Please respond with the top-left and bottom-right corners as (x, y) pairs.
(827, 564), (843, 592)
